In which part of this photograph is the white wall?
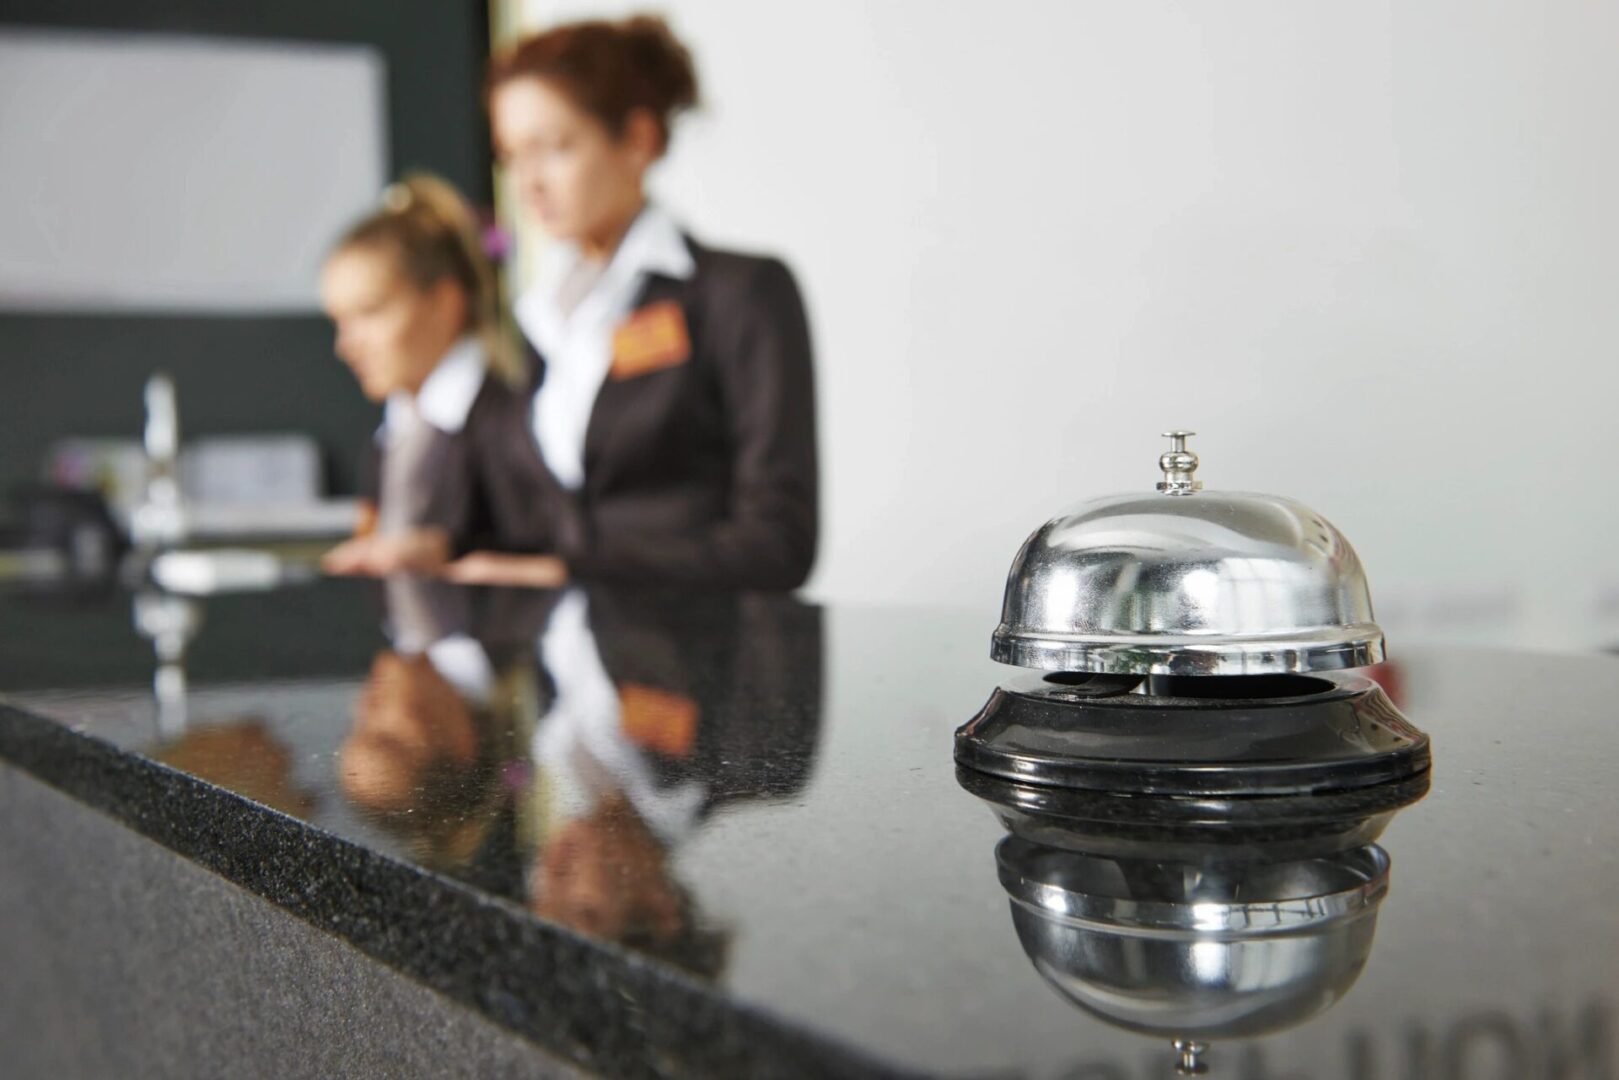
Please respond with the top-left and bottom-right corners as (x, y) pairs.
(521, 1), (1619, 652)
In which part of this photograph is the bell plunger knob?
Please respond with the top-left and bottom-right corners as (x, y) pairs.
(1157, 430), (1203, 495)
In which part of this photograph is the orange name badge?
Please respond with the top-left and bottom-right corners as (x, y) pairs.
(618, 683), (699, 758)
(610, 301), (691, 380)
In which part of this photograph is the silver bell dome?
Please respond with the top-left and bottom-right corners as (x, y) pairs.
(992, 432), (1384, 676)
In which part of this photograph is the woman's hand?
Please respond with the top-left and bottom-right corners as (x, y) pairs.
(321, 528), (451, 577)
(441, 552), (569, 589)
(320, 535), (376, 576)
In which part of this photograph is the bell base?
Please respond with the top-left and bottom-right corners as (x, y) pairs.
(954, 671), (1429, 798)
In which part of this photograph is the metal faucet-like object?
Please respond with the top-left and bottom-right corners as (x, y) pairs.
(131, 372), (186, 548)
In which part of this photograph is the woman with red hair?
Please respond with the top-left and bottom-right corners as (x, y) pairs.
(446, 14), (819, 591)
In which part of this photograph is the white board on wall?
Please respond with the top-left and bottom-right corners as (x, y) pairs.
(0, 30), (387, 313)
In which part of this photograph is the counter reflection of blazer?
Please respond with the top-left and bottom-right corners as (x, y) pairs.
(473, 585), (824, 809)
(468, 241), (819, 590)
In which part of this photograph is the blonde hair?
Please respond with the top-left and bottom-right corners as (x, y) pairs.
(334, 172), (524, 386)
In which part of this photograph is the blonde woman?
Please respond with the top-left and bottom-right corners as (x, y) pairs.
(319, 173), (525, 576)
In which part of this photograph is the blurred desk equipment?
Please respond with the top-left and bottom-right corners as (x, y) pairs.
(0, 486), (125, 589)
(46, 372), (361, 552)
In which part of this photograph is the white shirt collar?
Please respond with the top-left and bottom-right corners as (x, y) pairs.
(515, 202), (695, 344)
(609, 201), (697, 283)
(382, 335), (486, 437)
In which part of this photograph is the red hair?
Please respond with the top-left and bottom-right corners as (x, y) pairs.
(487, 14), (700, 156)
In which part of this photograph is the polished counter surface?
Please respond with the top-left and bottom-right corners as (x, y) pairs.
(1, 574), (1616, 1079)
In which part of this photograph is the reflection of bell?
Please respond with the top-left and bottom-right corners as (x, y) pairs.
(998, 838), (1388, 1044)
(961, 759), (1423, 1075)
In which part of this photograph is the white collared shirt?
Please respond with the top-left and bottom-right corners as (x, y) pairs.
(373, 336), (488, 532)
(381, 334), (487, 439)
(514, 203), (696, 490)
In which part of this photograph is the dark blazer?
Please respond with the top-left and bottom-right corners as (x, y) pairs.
(358, 376), (526, 550)
(467, 239), (818, 590)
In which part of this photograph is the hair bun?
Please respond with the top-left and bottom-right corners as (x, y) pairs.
(621, 14), (699, 114)
(488, 13), (701, 157)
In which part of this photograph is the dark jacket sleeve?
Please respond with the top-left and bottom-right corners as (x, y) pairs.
(358, 437), (381, 505)
(561, 258), (819, 590)
(440, 381), (513, 557)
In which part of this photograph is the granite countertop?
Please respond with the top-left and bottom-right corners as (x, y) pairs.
(1, 573), (1616, 1079)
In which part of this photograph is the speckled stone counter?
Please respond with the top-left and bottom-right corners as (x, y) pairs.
(1, 576), (1616, 1079)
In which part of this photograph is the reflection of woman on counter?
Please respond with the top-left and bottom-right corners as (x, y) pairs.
(511, 586), (825, 975)
(157, 719), (317, 820)
(319, 174), (524, 577)
(337, 577), (824, 972)
(522, 589), (723, 972)
(441, 15), (819, 591)
(338, 578), (530, 886)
